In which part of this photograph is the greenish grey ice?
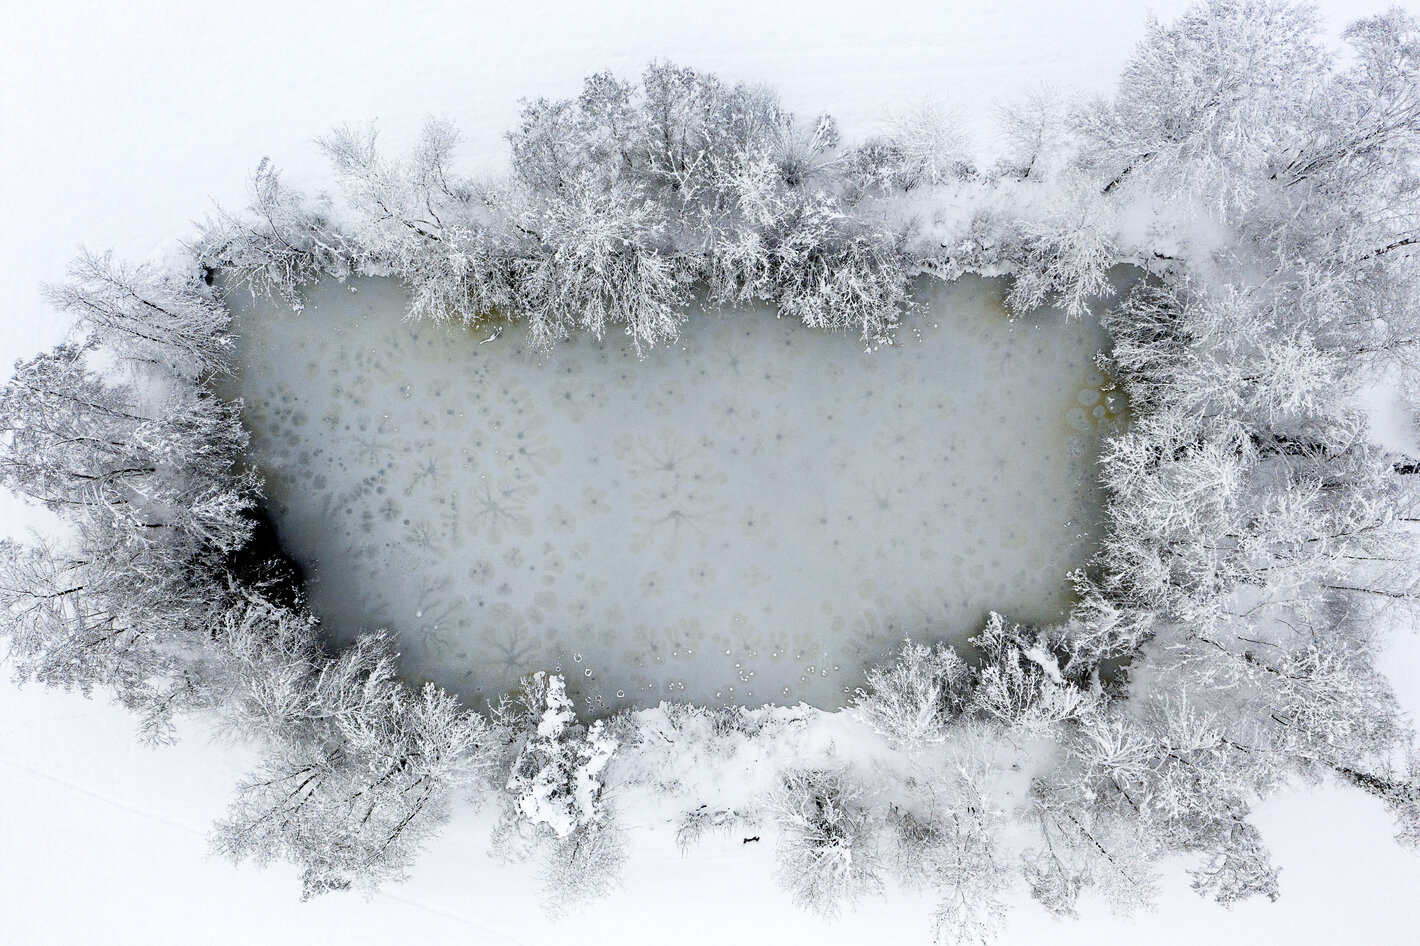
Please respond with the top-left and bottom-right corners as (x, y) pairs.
(225, 276), (1122, 711)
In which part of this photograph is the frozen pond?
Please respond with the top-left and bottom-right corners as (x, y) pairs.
(225, 276), (1122, 711)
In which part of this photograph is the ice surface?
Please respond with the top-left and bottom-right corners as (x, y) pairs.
(226, 275), (1120, 710)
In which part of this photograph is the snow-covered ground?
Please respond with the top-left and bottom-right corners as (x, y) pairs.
(3, 1), (1419, 943)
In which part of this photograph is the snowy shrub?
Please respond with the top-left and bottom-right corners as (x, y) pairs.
(971, 613), (1099, 736)
(853, 639), (972, 750)
(994, 86), (1072, 180)
(513, 176), (689, 353)
(771, 768), (883, 919)
(43, 249), (235, 379)
(769, 213), (911, 346)
(675, 804), (757, 852)
(317, 121), (520, 329)
(531, 816), (630, 916)
(1000, 192), (1116, 318)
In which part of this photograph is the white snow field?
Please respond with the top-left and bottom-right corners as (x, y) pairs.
(3, 1), (1419, 944)
(226, 276), (1116, 710)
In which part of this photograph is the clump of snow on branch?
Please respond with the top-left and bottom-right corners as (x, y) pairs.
(491, 672), (627, 914)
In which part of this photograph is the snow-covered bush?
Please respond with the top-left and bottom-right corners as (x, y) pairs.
(994, 86), (1072, 180)
(674, 804), (757, 852)
(971, 613), (1099, 735)
(771, 768), (883, 919)
(503, 672), (618, 839)
(316, 120), (520, 329)
(853, 639), (972, 750)
(846, 100), (974, 194)
(513, 176), (688, 353)
(999, 191), (1117, 318)
(43, 249), (235, 379)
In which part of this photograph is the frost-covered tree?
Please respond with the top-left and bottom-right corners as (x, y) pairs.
(512, 176), (688, 353)
(0, 328), (255, 741)
(995, 86), (1072, 180)
(0, 535), (224, 743)
(1159, 606), (1420, 831)
(846, 100), (973, 194)
(206, 589), (324, 738)
(212, 632), (492, 898)
(1077, 0), (1328, 213)
(971, 613), (1100, 735)
(1103, 283), (1359, 434)
(771, 768), (883, 919)
(1023, 754), (1160, 917)
(853, 639), (971, 750)
(43, 249), (234, 379)
(1271, 8), (1420, 201)
(768, 209), (911, 346)
(319, 120), (518, 327)
(530, 813), (630, 916)
(490, 672), (626, 914)
(0, 340), (253, 551)
(1000, 190), (1117, 318)
(887, 761), (1009, 946)
(195, 158), (351, 311)
(503, 672), (618, 838)
(507, 62), (836, 206)
(1030, 695), (1283, 914)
